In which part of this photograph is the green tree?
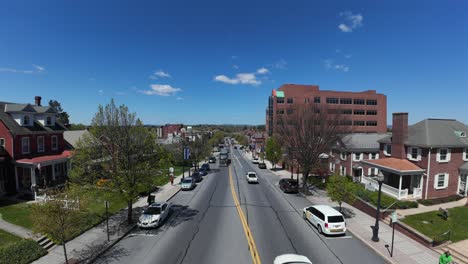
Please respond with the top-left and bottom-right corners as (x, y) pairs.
(49, 100), (70, 126)
(69, 99), (160, 223)
(68, 123), (87, 130)
(326, 175), (357, 212)
(266, 135), (282, 168)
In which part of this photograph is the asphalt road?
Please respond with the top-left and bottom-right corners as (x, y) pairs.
(95, 147), (387, 264)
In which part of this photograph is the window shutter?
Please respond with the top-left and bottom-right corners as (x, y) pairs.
(447, 149), (451, 161)
(434, 174), (439, 189)
(444, 173), (449, 188)
(407, 147), (411, 160)
(417, 148), (422, 161)
(436, 149), (440, 162)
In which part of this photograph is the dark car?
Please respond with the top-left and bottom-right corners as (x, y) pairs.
(258, 163), (267, 169)
(198, 168), (208, 176)
(208, 157), (217, 163)
(279, 178), (299, 193)
(191, 172), (202, 182)
(234, 146), (237, 149)
(201, 163), (210, 171)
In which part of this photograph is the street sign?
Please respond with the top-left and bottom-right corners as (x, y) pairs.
(391, 211), (398, 223)
(169, 167), (174, 173)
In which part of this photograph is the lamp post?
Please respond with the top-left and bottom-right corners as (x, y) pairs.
(371, 171), (385, 242)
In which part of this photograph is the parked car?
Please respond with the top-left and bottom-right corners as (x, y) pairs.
(246, 172), (258, 184)
(303, 205), (346, 235)
(181, 177), (196, 190)
(252, 157), (259, 164)
(208, 156), (217, 163)
(279, 179), (299, 193)
(234, 146), (237, 149)
(138, 202), (171, 228)
(201, 163), (210, 171)
(191, 172), (202, 182)
(274, 254), (312, 264)
(198, 168), (208, 176)
(258, 162), (267, 169)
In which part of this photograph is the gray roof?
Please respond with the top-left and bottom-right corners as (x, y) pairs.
(64, 130), (89, 149)
(460, 163), (468, 173)
(407, 119), (468, 147)
(338, 133), (389, 152)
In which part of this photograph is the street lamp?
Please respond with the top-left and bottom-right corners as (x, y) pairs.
(371, 171), (385, 242)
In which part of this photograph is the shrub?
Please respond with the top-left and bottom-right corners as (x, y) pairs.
(308, 176), (326, 190)
(0, 239), (47, 264)
(354, 183), (418, 209)
(418, 195), (463, 206)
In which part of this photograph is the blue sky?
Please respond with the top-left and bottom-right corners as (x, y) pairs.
(1, 0), (467, 125)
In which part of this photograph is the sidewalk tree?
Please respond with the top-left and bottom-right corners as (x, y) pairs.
(188, 135), (210, 169)
(326, 175), (357, 212)
(265, 135), (282, 168)
(69, 99), (160, 224)
(49, 100), (70, 126)
(276, 104), (350, 193)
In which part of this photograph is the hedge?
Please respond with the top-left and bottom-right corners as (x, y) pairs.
(418, 195), (463, 206)
(354, 184), (418, 209)
(0, 239), (47, 264)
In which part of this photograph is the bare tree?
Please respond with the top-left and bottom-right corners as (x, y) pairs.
(276, 104), (350, 193)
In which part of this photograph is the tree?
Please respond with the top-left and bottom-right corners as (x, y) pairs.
(49, 100), (70, 126)
(208, 131), (225, 147)
(326, 175), (357, 212)
(69, 99), (160, 223)
(31, 190), (85, 264)
(69, 123), (87, 130)
(265, 135), (282, 169)
(188, 135), (210, 169)
(276, 104), (350, 193)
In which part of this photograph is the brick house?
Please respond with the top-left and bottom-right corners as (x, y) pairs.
(361, 113), (468, 200)
(330, 133), (388, 181)
(0, 96), (71, 198)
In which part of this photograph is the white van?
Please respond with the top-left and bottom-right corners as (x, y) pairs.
(303, 205), (346, 235)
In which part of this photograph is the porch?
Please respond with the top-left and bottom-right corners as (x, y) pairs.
(459, 163), (468, 197)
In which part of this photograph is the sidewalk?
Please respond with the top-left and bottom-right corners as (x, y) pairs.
(0, 215), (37, 239)
(32, 174), (183, 264)
(243, 151), (440, 264)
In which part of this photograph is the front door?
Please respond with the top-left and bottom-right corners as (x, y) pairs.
(459, 174), (467, 196)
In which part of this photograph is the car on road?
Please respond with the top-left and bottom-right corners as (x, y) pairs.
(303, 205), (346, 235)
(246, 172), (258, 184)
(198, 168), (208, 176)
(191, 172), (202, 182)
(252, 157), (259, 164)
(274, 254), (312, 264)
(208, 156), (216, 163)
(258, 162), (267, 169)
(181, 177), (196, 190)
(234, 146), (237, 149)
(138, 202), (171, 228)
(279, 178), (299, 193)
(201, 163), (210, 171)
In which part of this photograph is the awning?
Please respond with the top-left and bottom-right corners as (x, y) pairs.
(15, 150), (72, 167)
(460, 163), (468, 174)
(361, 157), (425, 175)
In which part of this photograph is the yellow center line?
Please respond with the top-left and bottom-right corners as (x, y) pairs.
(229, 166), (262, 264)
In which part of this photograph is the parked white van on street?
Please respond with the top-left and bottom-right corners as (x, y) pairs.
(303, 205), (346, 235)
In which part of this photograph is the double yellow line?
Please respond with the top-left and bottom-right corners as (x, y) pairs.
(229, 166), (261, 264)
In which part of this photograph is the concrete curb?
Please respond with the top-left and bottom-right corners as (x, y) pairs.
(346, 228), (394, 264)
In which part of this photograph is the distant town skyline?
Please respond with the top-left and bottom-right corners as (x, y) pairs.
(1, 0), (468, 125)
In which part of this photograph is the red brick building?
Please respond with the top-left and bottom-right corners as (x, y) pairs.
(362, 113), (468, 200)
(0, 96), (70, 198)
(266, 84), (387, 136)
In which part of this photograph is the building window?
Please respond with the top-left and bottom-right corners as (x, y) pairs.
(353, 109), (365, 115)
(434, 173), (449, 189)
(329, 162), (335, 172)
(368, 167), (379, 176)
(314, 97), (321, 103)
(339, 151), (347, 160)
(340, 98), (352, 104)
(327, 109), (339, 114)
(0, 138), (4, 153)
(366, 121), (378, 126)
(369, 153), (379, 160)
(366, 99), (378, 105)
(353, 99), (365, 105)
(287, 109), (293, 115)
(304, 98), (309, 103)
(46, 116), (52, 126)
(51, 136), (58, 150)
(340, 120), (352, 126)
(464, 148), (468, 161)
(326, 98), (339, 104)
(277, 98), (284, 104)
(37, 136), (45, 153)
(353, 153), (363, 161)
(367, 110), (378, 115)
(23, 115), (30, 126)
(436, 148), (451, 162)
(287, 98), (294, 104)
(340, 166), (346, 176)
(354, 121), (365, 126)
(384, 144), (392, 156)
(22, 137), (30, 154)
(277, 109), (285, 114)
(341, 109), (352, 115)
(407, 147), (421, 161)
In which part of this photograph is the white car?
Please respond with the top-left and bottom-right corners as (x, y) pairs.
(252, 157), (259, 164)
(138, 202), (171, 228)
(274, 254), (312, 264)
(303, 205), (346, 235)
(246, 172), (258, 183)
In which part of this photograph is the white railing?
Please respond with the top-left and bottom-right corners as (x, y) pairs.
(361, 176), (405, 200)
(35, 194), (80, 210)
(413, 187), (422, 198)
(399, 188), (408, 199)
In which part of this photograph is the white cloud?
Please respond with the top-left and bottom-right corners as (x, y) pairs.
(0, 64), (45, 74)
(214, 72), (261, 86)
(338, 11), (363, 32)
(33, 64), (45, 72)
(334, 64), (350, 72)
(149, 70), (171, 79)
(257, 67), (269, 74)
(233, 65), (239, 70)
(98, 89), (104, 95)
(140, 84), (182, 96)
(345, 54), (352, 59)
(176, 97), (183, 100)
(270, 59), (287, 69)
(324, 59), (350, 72)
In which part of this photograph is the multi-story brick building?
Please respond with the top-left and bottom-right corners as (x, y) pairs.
(266, 84), (387, 136)
(362, 113), (468, 200)
(0, 96), (70, 197)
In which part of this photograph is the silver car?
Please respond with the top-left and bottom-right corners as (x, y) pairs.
(181, 177), (196, 190)
(138, 202), (171, 228)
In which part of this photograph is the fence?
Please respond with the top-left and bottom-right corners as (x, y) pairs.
(35, 194), (80, 210)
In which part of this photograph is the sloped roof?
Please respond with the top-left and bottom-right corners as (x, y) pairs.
(407, 119), (468, 147)
(362, 158), (424, 175)
(64, 130), (89, 149)
(338, 133), (389, 151)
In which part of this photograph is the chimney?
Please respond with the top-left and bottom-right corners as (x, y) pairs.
(34, 96), (42, 106)
(392, 113), (408, 159)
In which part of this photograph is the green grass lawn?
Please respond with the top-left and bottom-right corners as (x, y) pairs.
(0, 229), (22, 249)
(0, 199), (34, 229)
(402, 206), (468, 243)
